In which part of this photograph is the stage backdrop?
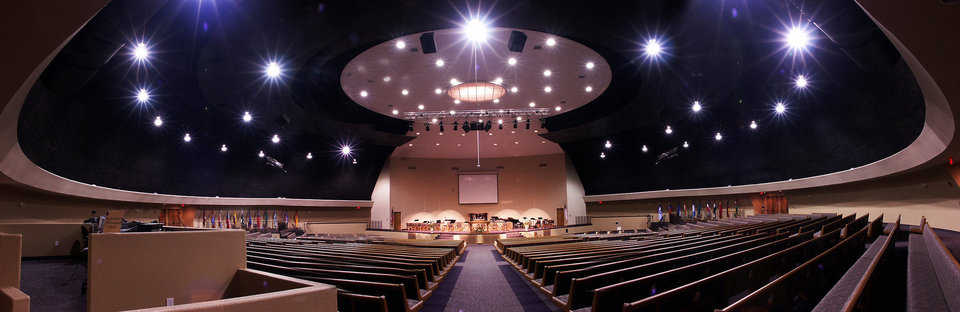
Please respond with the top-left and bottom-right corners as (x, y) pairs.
(389, 154), (567, 225)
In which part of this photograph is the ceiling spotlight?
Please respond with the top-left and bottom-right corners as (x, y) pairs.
(774, 102), (787, 114)
(136, 88), (150, 103)
(585, 62), (595, 69)
(395, 40), (406, 49)
(529, 102), (536, 107)
(454, 99), (461, 104)
(642, 145), (648, 153)
(604, 140), (612, 149)
(242, 111), (252, 122)
(435, 59), (444, 67)
(683, 141), (689, 148)
(795, 75), (808, 89)
(271, 134), (280, 143)
(665, 125), (673, 135)
(750, 120), (758, 129)
(546, 38), (557, 47)
(431, 118), (438, 123)
(265, 61), (281, 79)
(392, 109), (399, 115)
(510, 86), (518, 93)
(383, 76), (391, 82)
(352, 158), (358, 165)
(516, 116), (523, 121)
(543, 69), (552, 77)
(258, 150), (265, 158)
(220, 144), (228, 152)
(463, 18), (490, 44)
(544, 86), (552, 93)
(449, 110), (456, 115)
(449, 78), (460, 86)
(306, 152), (313, 160)
(153, 116), (163, 127)
(132, 42), (149, 62)
(493, 77), (503, 85)
(644, 38), (663, 58)
(497, 119), (503, 124)
(493, 99), (500, 103)
(340, 146), (352, 156)
(418, 104), (425, 110)
(434, 88), (442, 94)
(785, 25), (812, 53)
(554, 106), (562, 111)
(715, 132), (723, 141)
(507, 57), (517, 66)
(585, 86), (593, 92)
(600, 152), (606, 159)
(183, 133), (192, 143)
(692, 101), (702, 112)
(360, 90), (368, 97)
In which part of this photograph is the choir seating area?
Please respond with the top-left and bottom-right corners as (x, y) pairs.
(497, 213), (960, 312)
(244, 235), (465, 312)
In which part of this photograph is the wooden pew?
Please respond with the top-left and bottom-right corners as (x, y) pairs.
(248, 245), (440, 277)
(339, 292), (389, 312)
(247, 261), (424, 302)
(247, 253), (432, 290)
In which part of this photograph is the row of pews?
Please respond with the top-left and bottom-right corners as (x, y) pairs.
(244, 237), (464, 312)
(498, 214), (906, 311)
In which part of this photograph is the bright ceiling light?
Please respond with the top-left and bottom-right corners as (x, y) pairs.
(265, 61), (281, 79)
(340, 146), (352, 156)
(715, 132), (723, 141)
(604, 140), (612, 149)
(544, 86), (552, 93)
(683, 141), (689, 148)
(454, 99), (461, 104)
(516, 116), (523, 121)
(497, 119), (503, 124)
(585, 86), (593, 92)
(242, 111), (252, 122)
(665, 125), (673, 134)
(431, 118), (438, 123)
(449, 110), (456, 115)
(434, 88), (442, 94)
(493, 99), (500, 103)
(692, 101), (702, 112)
(448, 81), (506, 102)
(795, 75), (808, 89)
(774, 102), (787, 114)
(392, 109), (399, 115)
(493, 77), (503, 85)
(417, 104), (424, 110)
(135, 88), (150, 103)
(642, 145), (648, 152)
(395, 40), (406, 49)
(271, 134), (280, 143)
(449, 78), (460, 86)
(510, 86), (518, 93)
(555, 106), (562, 111)
(644, 38), (663, 58)
(360, 90), (368, 97)
(132, 42), (149, 62)
(220, 144), (228, 152)
(750, 120), (758, 129)
(529, 102), (536, 107)
(258, 150), (265, 158)
(463, 18), (490, 44)
(543, 69), (552, 77)
(600, 152), (606, 159)
(546, 38), (557, 47)
(153, 116), (163, 127)
(183, 133), (192, 143)
(435, 59), (444, 67)
(401, 89), (409, 95)
(585, 62), (595, 69)
(383, 76), (391, 82)
(785, 25), (812, 53)
(507, 57), (517, 66)
(306, 152), (313, 160)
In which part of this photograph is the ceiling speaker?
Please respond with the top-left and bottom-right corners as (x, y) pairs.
(508, 31), (527, 52)
(420, 32), (437, 54)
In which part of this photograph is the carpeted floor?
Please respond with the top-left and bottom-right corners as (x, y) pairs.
(422, 244), (560, 312)
(19, 258), (87, 312)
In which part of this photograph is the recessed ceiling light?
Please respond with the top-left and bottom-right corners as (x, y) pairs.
(715, 132), (723, 141)
(449, 78), (460, 86)
(132, 42), (149, 62)
(408, 143), (413, 147)
(434, 88), (442, 94)
(449, 110), (456, 115)
(644, 38), (663, 58)
(435, 59), (444, 67)
(514, 141), (519, 144)
(136, 88), (150, 103)
(544, 86), (552, 93)
(265, 61), (281, 79)
(463, 18), (490, 44)
(497, 119), (503, 124)
(510, 86), (518, 93)
(340, 146), (352, 155)
(507, 57), (517, 66)
(306, 152), (313, 159)
(271, 134), (280, 143)
(435, 142), (440, 146)
(153, 116), (163, 127)
(642, 145), (648, 152)
(541, 141), (546, 144)
(401, 89), (409, 95)
(383, 76), (391, 82)
(183, 133), (192, 142)
(604, 140), (612, 149)
(683, 141), (689, 148)
(774, 102), (787, 114)
(600, 152), (606, 159)
(785, 25), (812, 53)
(220, 144), (228, 152)
(585, 86), (593, 92)
(750, 120), (758, 129)
(585, 62), (595, 69)
(392, 109), (399, 115)
(692, 101), (702, 112)
(665, 125), (673, 134)
(395, 40), (406, 49)
(493, 99), (500, 103)
(543, 69), (552, 77)
(529, 102), (536, 107)
(516, 116), (522, 121)
(454, 99), (461, 104)
(360, 90), (368, 97)
(258, 150), (265, 158)
(242, 111), (252, 122)
(418, 104), (425, 110)
(795, 75), (808, 89)
(554, 106), (561, 111)
(494, 77), (503, 84)
(545, 38), (556, 47)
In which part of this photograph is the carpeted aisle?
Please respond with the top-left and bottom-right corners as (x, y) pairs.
(423, 244), (559, 312)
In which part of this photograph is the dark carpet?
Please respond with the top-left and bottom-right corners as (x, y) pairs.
(20, 258), (86, 312)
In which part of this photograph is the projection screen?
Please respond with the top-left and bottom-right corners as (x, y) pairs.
(458, 174), (499, 204)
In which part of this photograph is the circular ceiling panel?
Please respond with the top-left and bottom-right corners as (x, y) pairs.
(340, 27), (612, 120)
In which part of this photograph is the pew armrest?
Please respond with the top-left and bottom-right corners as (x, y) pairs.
(0, 286), (30, 312)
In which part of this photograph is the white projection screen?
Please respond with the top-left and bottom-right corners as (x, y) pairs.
(458, 174), (499, 204)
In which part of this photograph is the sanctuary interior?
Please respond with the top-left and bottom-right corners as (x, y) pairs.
(2, 1), (960, 312)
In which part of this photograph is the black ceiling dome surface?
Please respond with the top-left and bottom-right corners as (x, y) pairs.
(17, 0), (923, 199)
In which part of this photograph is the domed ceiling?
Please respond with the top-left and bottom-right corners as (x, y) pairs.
(17, 0), (923, 199)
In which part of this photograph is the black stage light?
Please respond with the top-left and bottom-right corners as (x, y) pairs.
(526, 119), (531, 129)
(425, 123), (430, 131)
(420, 32), (437, 54)
(439, 122), (444, 132)
(453, 122), (458, 131)
(485, 120), (492, 131)
(508, 31), (527, 52)
(513, 119), (518, 128)
(540, 118), (545, 129)
(498, 123), (503, 130)
(408, 122), (414, 132)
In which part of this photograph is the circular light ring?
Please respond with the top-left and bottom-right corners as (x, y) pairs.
(446, 81), (506, 102)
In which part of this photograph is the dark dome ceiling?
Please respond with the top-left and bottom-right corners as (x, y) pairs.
(17, 0), (923, 199)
